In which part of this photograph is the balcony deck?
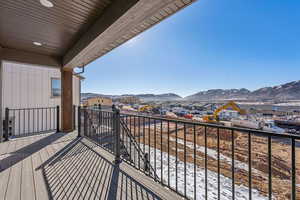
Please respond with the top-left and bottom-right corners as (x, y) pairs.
(0, 132), (182, 200)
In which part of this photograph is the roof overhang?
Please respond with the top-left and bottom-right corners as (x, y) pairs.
(0, 0), (196, 70)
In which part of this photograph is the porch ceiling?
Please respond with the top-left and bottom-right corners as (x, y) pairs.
(0, 0), (196, 69)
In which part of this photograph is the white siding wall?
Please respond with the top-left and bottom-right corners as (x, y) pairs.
(1, 61), (81, 136)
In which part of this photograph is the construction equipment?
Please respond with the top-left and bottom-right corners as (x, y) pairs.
(202, 101), (246, 123)
(138, 105), (153, 113)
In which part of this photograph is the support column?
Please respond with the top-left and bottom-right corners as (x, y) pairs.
(61, 69), (73, 132)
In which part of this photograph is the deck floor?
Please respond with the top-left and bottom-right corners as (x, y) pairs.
(0, 132), (182, 200)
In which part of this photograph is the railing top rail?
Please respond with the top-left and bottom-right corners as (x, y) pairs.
(120, 112), (300, 140)
(8, 106), (58, 110)
(84, 107), (114, 113)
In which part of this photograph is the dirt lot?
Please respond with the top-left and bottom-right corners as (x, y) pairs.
(124, 117), (300, 199)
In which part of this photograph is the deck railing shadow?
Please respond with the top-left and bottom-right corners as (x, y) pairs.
(38, 138), (163, 200)
(0, 132), (67, 172)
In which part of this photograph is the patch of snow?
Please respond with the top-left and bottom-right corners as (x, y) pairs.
(275, 102), (300, 106)
(169, 137), (261, 174)
(141, 144), (267, 200)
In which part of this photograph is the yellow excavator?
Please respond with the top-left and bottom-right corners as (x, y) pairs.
(202, 101), (246, 123)
(138, 105), (153, 113)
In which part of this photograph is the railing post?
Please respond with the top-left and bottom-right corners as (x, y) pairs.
(56, 105), (60, 133)
(78, 106), (81, 137)
(113, 105), (121, 164)
(4, 107), (9, 141)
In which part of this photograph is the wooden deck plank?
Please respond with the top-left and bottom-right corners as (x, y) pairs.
(0, 165), (11, 200)
(0, 140), (10, 155)
(31, 148), (50, 199)
(20, 155), (35, 200)
(0, 132), (183, 200)
(5, 154), (22, 200)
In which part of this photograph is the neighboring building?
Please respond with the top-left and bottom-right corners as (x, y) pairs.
(83, 97), (113, 107)
(1, 61), (82, 135)
(116, 96), (141, 105)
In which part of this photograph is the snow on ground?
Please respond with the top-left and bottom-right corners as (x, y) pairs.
(274, 102), (300, 106)
(141, 144), (267, 200)
(169, 137), (261, 174)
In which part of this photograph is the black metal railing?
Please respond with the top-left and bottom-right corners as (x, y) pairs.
(4, 106), (60, 140)
(80, 106), (300, 200)
(79, 107), (157, 177)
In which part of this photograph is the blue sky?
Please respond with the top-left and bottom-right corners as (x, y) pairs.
(82, 0), (300, 97)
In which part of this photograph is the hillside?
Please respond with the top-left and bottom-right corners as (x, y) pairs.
(185, 80), (300, 101)
(81, 93), (182, 102)
(82, 80), (300, 102)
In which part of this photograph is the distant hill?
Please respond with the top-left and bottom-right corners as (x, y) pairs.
(185, 80), (300, 101)
(133, 93), (182, 102)
(185, 88), (251, 101)
(82, 80), (300, 102)
(81, 93), (182, 102)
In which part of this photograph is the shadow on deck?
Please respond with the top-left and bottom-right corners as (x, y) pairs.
(0, 132), (181, 200)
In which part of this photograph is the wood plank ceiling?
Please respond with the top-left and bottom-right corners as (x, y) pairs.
(0, 0), (112, 56)
(0, 0), (196, 68)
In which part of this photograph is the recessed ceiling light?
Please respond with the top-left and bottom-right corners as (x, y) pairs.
(40, 0), (54, 8)
(33, 42), (42, 46)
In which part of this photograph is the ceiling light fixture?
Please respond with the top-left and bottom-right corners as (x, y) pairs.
(33, 42), (42, 46)
(40, 0), (54, 8)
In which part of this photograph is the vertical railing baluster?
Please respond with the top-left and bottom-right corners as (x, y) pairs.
(154, 119), (157, 181)
(268, 136), (272, 200)
(248, 132), (252, 200)
(46, 108), (48, 131)
(49, 107), (52, 131)
(56, 106), (60, 133)
(41, 108), (43, 132)
(184, 123), (187, 197)
(148, 117), (151, 177)
(175, 122), (178, 192)
(205, 126), (208, 200)
(232, 129), (235, 200)
(83, 107), (87, 137)
(160, 120), (163, 185)
(23, 109), (25, 135)
(142, 116), (146, 171)
(194, 124), (197, 200)
(134, 116), (136, 166)
(138, 117), (141, 170)
(168, 121), (170, 187)
(18, 109), (20, 136)
(217, 128), (220, 200)
(4, 108), (9, 141)
(292, 137), (296, 200)
(129, 116), (132, 162)
(78, 106), (81, 137)
(33, 109), (35, 133)
(28, 109), (30, 135)
(13, 110), (16, 137)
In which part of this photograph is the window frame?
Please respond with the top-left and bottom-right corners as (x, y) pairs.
(51, 77), (61, 98)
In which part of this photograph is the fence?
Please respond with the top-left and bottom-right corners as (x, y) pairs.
(80, 106), (300, 200)
(3, 106), (59, 140)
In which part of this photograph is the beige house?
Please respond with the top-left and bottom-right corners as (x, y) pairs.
(83, 97), (113, 107)
(117, 96), (141, 104)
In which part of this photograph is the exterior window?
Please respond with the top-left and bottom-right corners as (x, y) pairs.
(51, 78), (61, 97)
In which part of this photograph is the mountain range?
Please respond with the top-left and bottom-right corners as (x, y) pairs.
(82, 80), (300, 102)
